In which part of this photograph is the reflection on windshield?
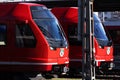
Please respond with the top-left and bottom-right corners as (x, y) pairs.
(34, 19), (64, 40)
(30, 6), (68, 47)
(94, 13), (110, 46)
(34, 19), (68, 47)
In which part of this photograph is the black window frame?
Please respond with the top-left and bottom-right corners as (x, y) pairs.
(0, 24), (7, 46)
(15, 23), (36, 48)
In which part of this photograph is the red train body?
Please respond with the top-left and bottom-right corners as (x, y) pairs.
(51, 7), (114, 73)
(0, 3), (69, 75)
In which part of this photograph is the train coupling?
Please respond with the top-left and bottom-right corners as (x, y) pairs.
(100, 62), (115, 70)
(62, 66), (69, 75)
(109, 62), (115, 70)
(52, 65), (69, 75)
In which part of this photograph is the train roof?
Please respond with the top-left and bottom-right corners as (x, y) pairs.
(51, 7), (78, 23)
(51, 7), (97, 23)
(0, 2), (45, 20)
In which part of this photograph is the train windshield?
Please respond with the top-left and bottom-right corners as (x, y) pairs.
(30, 6), (68, 47)
(94, 13), (111, 46)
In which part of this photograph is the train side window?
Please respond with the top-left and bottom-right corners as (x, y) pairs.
(16, 23), (36, 48)
(0, 24), (6, 46)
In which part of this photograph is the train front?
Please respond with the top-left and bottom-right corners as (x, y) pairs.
(93, 13), (114, 70)
(30, 6), (69, 74)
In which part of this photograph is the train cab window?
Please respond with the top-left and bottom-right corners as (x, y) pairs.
(0, 24), (6, 46)
(68, 25), (82, 45)
(16, 24), (36, 48)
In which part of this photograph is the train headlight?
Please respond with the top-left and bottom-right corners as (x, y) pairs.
(60, 48), (64, 57)
(50, 47), (54, 50)
(106, 47), (110, 55)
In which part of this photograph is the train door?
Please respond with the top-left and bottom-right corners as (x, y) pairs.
(0, 22), (7, 62)
(0, 20), (16, 71)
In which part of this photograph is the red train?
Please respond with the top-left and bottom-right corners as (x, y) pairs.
(0, 3), (69, 76)
(51, 7), (114, 74)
